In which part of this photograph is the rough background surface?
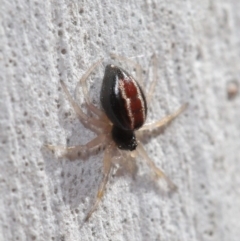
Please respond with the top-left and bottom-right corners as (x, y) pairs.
(1, 0), (240, 240)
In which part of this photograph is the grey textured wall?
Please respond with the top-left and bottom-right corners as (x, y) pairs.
(1, 0), (240, 241)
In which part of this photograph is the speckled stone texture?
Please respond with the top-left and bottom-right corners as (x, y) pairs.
(1, 0), (240, 240)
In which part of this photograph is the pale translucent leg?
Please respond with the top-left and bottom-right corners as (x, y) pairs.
(137, 142), (177, 191)
(83, 144), (113, 222)
(140, 104), (188, 131)
(114, 150), (138, 178)
(60, 80), (107, 132)
(75, 59), (104, 118)
(110, 53), (143, 86)
(146, 54), (158, 103)
(46, 133), (107, 160)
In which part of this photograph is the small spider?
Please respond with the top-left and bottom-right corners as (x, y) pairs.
(47, 55), (187, 223)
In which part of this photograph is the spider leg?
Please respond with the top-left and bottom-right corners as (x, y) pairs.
(146, 54), (158, 104)
(83, 144), (113, 222)
(60, 80), (107, 133)
(75, 59), (105, 118)
(110, 53), (143, 86)
(140, 104), (188, 131)
(137, 142), (177, 191)
(113, 150), (138, 179)
(46, 133), (107, 160)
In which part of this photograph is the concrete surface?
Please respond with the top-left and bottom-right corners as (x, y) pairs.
(1, 0), (240, 240)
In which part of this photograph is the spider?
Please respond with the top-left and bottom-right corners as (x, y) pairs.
(47, 55), (187, 223)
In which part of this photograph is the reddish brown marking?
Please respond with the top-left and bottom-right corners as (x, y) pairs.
(134, 112), (144, 129)
(130, 98), (143, 114)
(119, 77), (146, 130)
(122, 80), (138, 98)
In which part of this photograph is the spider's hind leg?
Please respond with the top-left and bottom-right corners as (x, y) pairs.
(75, 59), (105, 118)
(110, 53), (143, 86)
(137, 142), (177, 191)
(140, 104), (188, 132)
(82, 144), (114, 223)
(46, 134), (107, 160)
(60, 80), (107, 133)
(146, 54), (158, 104)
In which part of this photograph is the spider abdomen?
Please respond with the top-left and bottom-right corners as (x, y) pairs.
(101, 64), (147, 131)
